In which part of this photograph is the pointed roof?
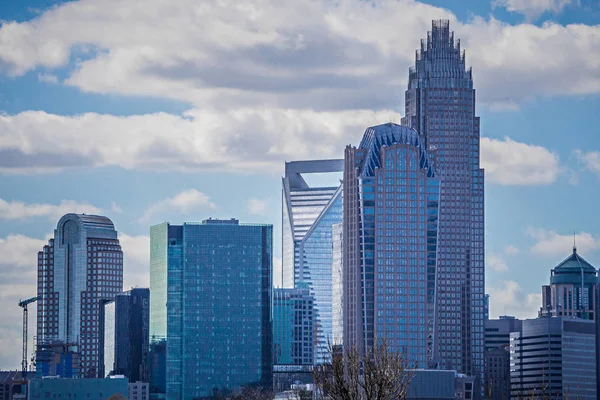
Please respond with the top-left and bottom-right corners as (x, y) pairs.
(554, 247), (596, 273)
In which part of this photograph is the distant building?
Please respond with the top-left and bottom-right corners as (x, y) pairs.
(151, 219), (273, 399)
(539, 247), (597, 320)
(0, 371), (35, 400)
(37, 214), (123, 378)
(331, 222), (343, 346)
(485, 316), (522, 352)
(129, 381), (150, 400)
(273, 288), (314, 366)
(407, 369), (474, 400)
(282, 159), (343, 362)
(34, 341), (79, 378)
(101, 288), (150, 382)
(28, 377), (128, 399)
(484, 294), (490, 321)
(510, 317), (596, 399)
(148, 338), (166, 400)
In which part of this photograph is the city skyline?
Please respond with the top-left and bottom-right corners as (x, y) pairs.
(1, 0), (600, 372)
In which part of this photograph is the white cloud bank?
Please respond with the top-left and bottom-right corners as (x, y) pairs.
(0, 198), (101, 220)
(574, 150), (600, 176)
(140, 189), (216, 223)
(493, 0), (576, 19)
(527, 227), (600, 256)
(487, 280), (541, 319)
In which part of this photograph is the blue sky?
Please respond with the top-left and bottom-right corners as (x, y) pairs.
(0, 0), (599, 369)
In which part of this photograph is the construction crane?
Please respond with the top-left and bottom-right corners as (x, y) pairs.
(18, 295), (40, 377)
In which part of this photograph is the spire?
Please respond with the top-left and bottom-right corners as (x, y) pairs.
(573, 230), (577, 254)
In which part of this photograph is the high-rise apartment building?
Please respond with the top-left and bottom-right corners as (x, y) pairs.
(273, 287), (314, 366)
(101, 288), (150, 382)
(510, 317), (597, 399)
(343, 122), (440, 368)
(282, 159), (343, 362)
(37, 213), (123, 378)
(401, 20), (485, 382)
(150, 219), (273, 400)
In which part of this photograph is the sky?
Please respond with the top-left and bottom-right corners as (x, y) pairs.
(0, 0), (599, 370)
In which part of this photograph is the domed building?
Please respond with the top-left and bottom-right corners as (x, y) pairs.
(539, 246), (598, 320)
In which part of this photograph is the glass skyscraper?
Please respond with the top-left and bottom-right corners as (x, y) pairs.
(273, 287), (314, 366)
(37, 213), (123, 378)
(343, 123), (440, 368)
(150, 218), (273, 400)
(101, 288), (150, 382)
(401, 20), (485, 384)
(282, 159), (343, 363)
(331, 222), (343, 346)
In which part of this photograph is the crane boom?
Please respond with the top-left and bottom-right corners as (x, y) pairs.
(18, 295), (40, 378)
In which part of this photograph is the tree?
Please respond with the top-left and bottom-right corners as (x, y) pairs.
(313, 341), (413, 400)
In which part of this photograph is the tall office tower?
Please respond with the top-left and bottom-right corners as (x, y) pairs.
(331, 222), (343, 345)
(510, 317), (597, 399)
(484, 316), (522, 400)
(273, 287), (314, 365)
(101, 288), (150, 382)
(538, 247), (597, 320)
(150, 219), (273, 400)
(282, 159), (343, 362)
(37, 213), (123, 378)
(343, 122), (440, 368)
(401, 20), (485, 383)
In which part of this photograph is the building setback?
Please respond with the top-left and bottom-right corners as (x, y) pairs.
(37, 213), (123, 378)
(150, 219), (273, 400)
(510, 317), (597, 399)
(282, 159), (343, 362)
(343, 122), (440, 368)
(401, 19), (485, 386)
(101, 288), (150, 382)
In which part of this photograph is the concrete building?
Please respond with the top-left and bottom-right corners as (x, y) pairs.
(28, 376), (128, 399)
(273, 287), (314, 366)
(282, 159), (343, 362)
(101, 288), (150, 382)
(37, 214), (123, 378)
(510, 317), (596, 399)
(151, 218), (273, 400)
(401, 20), (485, 387)
(130, 381), (150, 400)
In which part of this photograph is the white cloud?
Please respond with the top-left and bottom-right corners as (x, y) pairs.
(0, 0), (598, 110)
(0, 108), (390, 174)
(488, 253), (509, 272)
(111, 201), (123, 213)
(574, 150), (600, 176)
(527, 227), (600, 256)
(487, 280), (541, 319)
(247, 198), (268, 216)
(493, 0), (575, 19)
(119, 233), (150, 289)
(0, 198), (101, 220)
(481, 137), (560, 185)
(140, 189), (216, 223)
(0, 233), (48, 269)
(37, 72), (58, 83)
(504, 245), (520, 255)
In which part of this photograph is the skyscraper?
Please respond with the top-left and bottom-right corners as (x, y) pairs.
(331, 222), (343, 346)
(150, 219), (273, 400)
(101, 288), (150, 382)
(273, 287), (314, 366)
(343, 122), (440, 368)
(401, 20), (485, 382)
(282, 159), (343, 362)
(37, 213), (123, 378)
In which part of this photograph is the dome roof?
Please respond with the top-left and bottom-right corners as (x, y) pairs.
(550, 247), (597, 286)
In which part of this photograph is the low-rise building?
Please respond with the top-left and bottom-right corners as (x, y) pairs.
(28, 376), (129, 399)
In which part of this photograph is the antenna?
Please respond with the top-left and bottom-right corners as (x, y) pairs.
(573, 230), (577, 253)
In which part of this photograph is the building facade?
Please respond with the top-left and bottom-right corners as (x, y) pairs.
(343, 123), (440, 368)
(101, 288), (150, 382)
(400, 19), (485, 386)
(28, 377), (128, 399)
(484, 316), (522, 400)
(273, 288), (314, 366)
(539, 247), (597, 320)
(282, 159), (343, 362)
(331, 222), (343, 346)
(151, 219), (273, 400)
(485, 316), (522, 352)
(510, 317), (597, 399)
(36, 213), (123, 378)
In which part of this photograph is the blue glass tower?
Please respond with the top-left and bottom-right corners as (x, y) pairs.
(282, 159), (343, 363)
(151, 219), (273, 400)
(273, 287), (314, 366)
(401, 20), (485, 388)
(343, 123), (440, 368)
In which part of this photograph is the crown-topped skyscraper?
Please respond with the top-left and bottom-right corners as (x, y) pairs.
(402, 20), (485, 388)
